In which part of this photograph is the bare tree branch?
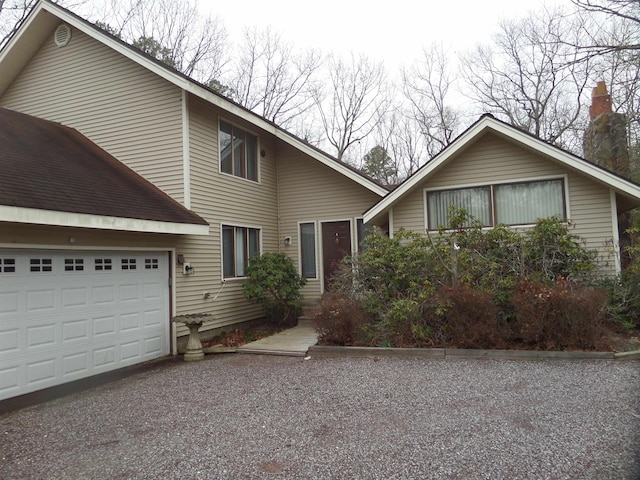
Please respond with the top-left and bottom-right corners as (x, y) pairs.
(403, 43), (461, 158)
(226, 26), (322, 129)
(314, 53), (389, 162)
(460, 8), (591, 151)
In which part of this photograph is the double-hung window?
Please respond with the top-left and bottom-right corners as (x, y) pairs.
(222, 225), (260, 278)
(427, 178), (566, 230)
(219, 120), (258, 181)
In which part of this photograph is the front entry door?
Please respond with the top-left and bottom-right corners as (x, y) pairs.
(322, 221), (352, 291)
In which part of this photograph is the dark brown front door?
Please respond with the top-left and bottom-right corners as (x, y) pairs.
(322, 221), (352, 290)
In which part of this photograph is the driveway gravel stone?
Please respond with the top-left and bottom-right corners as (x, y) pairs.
(1, 355), (639, 479)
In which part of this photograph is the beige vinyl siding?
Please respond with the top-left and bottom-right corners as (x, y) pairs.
(181, 96), (279, 331)
(277, 142), (383, 299)
(0, 27), (185, 202)
(392, 133), (617, 272)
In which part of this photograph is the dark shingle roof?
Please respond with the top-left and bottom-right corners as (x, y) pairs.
(0, 107), (208, 226)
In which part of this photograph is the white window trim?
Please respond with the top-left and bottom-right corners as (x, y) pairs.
(218, 117), (261, 184)
(423, 174), (570, 232)
(219, 223), (263, 281)
(297, 220), (319, 280)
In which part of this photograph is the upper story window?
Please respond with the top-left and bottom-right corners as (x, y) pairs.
(426, 178), (566, 230)
(219, 120), (258, 182)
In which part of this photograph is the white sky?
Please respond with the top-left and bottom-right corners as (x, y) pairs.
(200, 0), (573, 71)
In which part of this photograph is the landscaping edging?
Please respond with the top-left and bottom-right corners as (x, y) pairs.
(308, 345), (640, 360)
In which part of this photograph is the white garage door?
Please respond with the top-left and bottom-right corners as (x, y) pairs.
(0, 250), (170, 401)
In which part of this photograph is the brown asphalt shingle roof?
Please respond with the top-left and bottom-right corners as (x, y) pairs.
(0, 107), (208, 226)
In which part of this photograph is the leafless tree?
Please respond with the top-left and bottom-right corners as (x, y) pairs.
(373, 110), (429, 181)
(460, 8), (592, 152)
(314, 53), (389, 162)
(1, 0), (87, 47)
(572, 0), (639, 32)
(0, 0), (34, 47)
(225, 26), (322, 129)
(403, 43), (462, 159)
(90, 0), (229, 84)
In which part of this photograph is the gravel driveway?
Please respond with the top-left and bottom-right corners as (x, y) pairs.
(1, 354), (639, 479)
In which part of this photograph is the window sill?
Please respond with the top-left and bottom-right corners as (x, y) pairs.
(219, 170), (260, 185)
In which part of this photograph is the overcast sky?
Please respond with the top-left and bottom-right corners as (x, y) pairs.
(200, 0), (573, 71)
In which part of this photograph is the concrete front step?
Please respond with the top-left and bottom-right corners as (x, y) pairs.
(236, 318), (318, 357)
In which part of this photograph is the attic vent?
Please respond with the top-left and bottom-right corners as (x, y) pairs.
(54, 24), (72, 47)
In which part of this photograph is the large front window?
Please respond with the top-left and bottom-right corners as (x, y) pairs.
(219, 120), (258, 181)
(222, 225), (260, 278)
(427, 179), (565, 230)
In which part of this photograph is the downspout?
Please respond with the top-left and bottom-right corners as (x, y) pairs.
(182, 90), (191, 209)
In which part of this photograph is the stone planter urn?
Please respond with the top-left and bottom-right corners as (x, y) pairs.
(172, 313), (215, 362)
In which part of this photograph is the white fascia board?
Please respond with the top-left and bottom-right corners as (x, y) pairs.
(0, 206), (210, 235)
(364, 116), (640, 223)
(39, 3), (387, 198)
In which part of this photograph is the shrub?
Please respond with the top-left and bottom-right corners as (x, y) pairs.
(428, 285), (503, 349)
(316, 211), (609, 351)
(313, 293), (367, 346)
(512, 278), (610, 350)
(523, 217), (598, 283)
(242, 252), (306, 325)
(601, 228), (640, 330)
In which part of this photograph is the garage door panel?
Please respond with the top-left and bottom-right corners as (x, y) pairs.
(62, 318), (90, 343)
(62, 286), (89, 308)
(26, 288), (57, 312)
(93, 345), (117, 369)
(144, 336), (163, 356)
(143, 309), (163, 328)
(0, 290), (19, 315)
(121, 340), (142, 361)
(0, 250), (170, 400)
(93, 315), (117, 337)
(93, 285), (116, 304)
(121, 311), (141, 331)
(0, 364), (20, 396)
(27, 357), (57, 385)
(0, 327), (20, 353)
(26, 323), (57, 348)
(62, 351), (90, 377)
(119, 283), (140, 302)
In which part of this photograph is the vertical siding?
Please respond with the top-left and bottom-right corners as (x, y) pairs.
(178, 96), (279, 331)
(391, 133), (617, 273)
(277, 143), (383, 299)
(0, 27), (185, 202)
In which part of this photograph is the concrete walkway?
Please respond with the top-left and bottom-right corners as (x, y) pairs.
(236, 318), (318, 356)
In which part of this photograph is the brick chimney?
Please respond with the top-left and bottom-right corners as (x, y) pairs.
(583, 81), (630, 178)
